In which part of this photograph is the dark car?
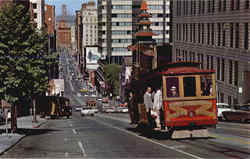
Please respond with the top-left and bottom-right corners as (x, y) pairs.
(222, 104), (250, 123)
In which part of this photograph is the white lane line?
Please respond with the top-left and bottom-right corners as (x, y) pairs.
(69, 124), (73, 127)
(78, 141), (87, 157)
(72, 129), (77, 134)
(95, 119), (203, 159)
(65, 152), (69, 157)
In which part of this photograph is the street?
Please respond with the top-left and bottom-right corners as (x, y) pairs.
(1, 52), (250, 158)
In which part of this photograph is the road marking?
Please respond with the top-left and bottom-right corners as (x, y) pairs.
(210, 133), (250, 145)
(65, 152), (69, 157)
(69, 124), (73, 127)
(94, 119), (203, 159)
(78, 141), (87, 157)
(72, 129), (77, 134)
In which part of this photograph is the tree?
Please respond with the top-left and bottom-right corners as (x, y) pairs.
(0, 4), (53, 131)
(103, 64), (122, 97)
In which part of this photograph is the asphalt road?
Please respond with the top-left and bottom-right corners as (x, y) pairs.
(1, 52), (249, 158)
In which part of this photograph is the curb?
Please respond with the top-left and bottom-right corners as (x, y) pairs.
(0, 134), (25, 156)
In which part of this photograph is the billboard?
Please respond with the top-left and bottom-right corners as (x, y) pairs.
(85, 47), (101, 64)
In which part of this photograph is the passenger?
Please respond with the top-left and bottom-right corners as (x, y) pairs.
(144, 86), (155, 127)
(169, 86), (179, 97)
(153, 86), (162, 130)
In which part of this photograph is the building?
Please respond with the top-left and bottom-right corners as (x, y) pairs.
(45, 4), (56, 52)
(75, 10), (83, 73)
(30, 0), (45, 30)
(98, 0), (170, 64)
(172, 0), (250, 104)
(57, 20), (71, 48)
(82, 1), (98, 48)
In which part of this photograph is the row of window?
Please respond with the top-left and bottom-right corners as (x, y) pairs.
(112, 30), (132, 35)
(112, 39), (132, 43)
(176, 0), (249, 16)
(112, 22), (132, 26)
(112, 47), (128, 52)
(176, 22), (249, 50)
(176, 49), (239, 86)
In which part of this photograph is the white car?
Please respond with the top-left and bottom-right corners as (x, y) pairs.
(81, 107), (95, 116)
(217, 103), (233, 120)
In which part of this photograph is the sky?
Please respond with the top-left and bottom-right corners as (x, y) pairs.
(45, 0), (95, 16)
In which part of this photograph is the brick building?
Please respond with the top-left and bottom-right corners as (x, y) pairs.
(57, 19), (71, 49)
(173, 0), (250, 104)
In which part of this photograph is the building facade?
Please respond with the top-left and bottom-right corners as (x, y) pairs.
(82, 1), (98, 47)
(98, 0), (170, 64)
(30, 0), (45, 30)
(45, 4), (56, 52)
(173, 0), (250, 104)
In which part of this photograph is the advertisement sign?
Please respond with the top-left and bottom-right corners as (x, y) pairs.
(86, 47), (101, 64)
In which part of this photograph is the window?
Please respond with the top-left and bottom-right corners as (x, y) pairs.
(246, 0), (249, 9)
(200, 75), (213, 96)
(166, 77), (179, 98)
(202, 24), (204, 44)
(207, 55), (210, 69)
(244, 23), (248, 49)
(207, 23), (210, 45)
(234, 61), (238, 86)
(218, 23), (221, 46)
(198, 24), (201, 43)
(211, 23), (214, 45)
(183, 77), (196, 97)
(218, 0), (222, 11)
(235, 23), (239, 48)
(222, 59), (225, 81)
(217, 57), (221, 80)
(230, 23), (234, 48)
(34, 13), (37, 19)
(236, 0), (240, 10)
(223, 0), (227, 11)
(193, 24), (196, 42)
(229, 60), (233, 84)
(32, 3), (37, 9)
(222, 25), (226, 46)
(231, 0), (234, 10)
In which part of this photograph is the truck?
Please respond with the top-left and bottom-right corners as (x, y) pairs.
(49, 79), (65, 96)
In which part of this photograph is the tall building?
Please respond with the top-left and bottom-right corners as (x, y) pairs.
(30, 0), (45, 30)
(82, 1), (98, 47)
(172, 0), (250, 104)
(45, 4), (56, 52)
(98, 0), (170, 64)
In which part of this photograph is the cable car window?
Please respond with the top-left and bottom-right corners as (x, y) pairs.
(183, 77), (196, 97)
(200, 75), (213, 96)
(166, 77), (179, 97)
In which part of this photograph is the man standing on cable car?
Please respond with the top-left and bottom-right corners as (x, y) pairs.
(144, 86), (155, 127)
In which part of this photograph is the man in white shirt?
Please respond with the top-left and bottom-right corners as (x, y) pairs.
(153, 87), (162, 129)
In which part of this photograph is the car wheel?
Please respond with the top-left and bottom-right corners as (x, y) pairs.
(91, 114), (94, 116)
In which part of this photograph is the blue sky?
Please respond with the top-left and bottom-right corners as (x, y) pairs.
(45, 0), (95, 16)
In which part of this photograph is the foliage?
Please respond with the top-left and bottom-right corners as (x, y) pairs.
(103, 64), (122, 97)
(0, 4), (55, 106)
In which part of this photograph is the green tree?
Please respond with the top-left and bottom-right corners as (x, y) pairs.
(103, 64), (122, 97)
(0, 4), (53, 131)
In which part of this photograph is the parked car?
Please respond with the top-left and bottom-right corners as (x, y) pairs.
(81, 107), (95, 116)
(222, 104), (250, 123)
(216, 103), (233, 120)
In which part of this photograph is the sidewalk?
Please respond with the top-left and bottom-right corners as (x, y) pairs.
(0, 115), (47, 155)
